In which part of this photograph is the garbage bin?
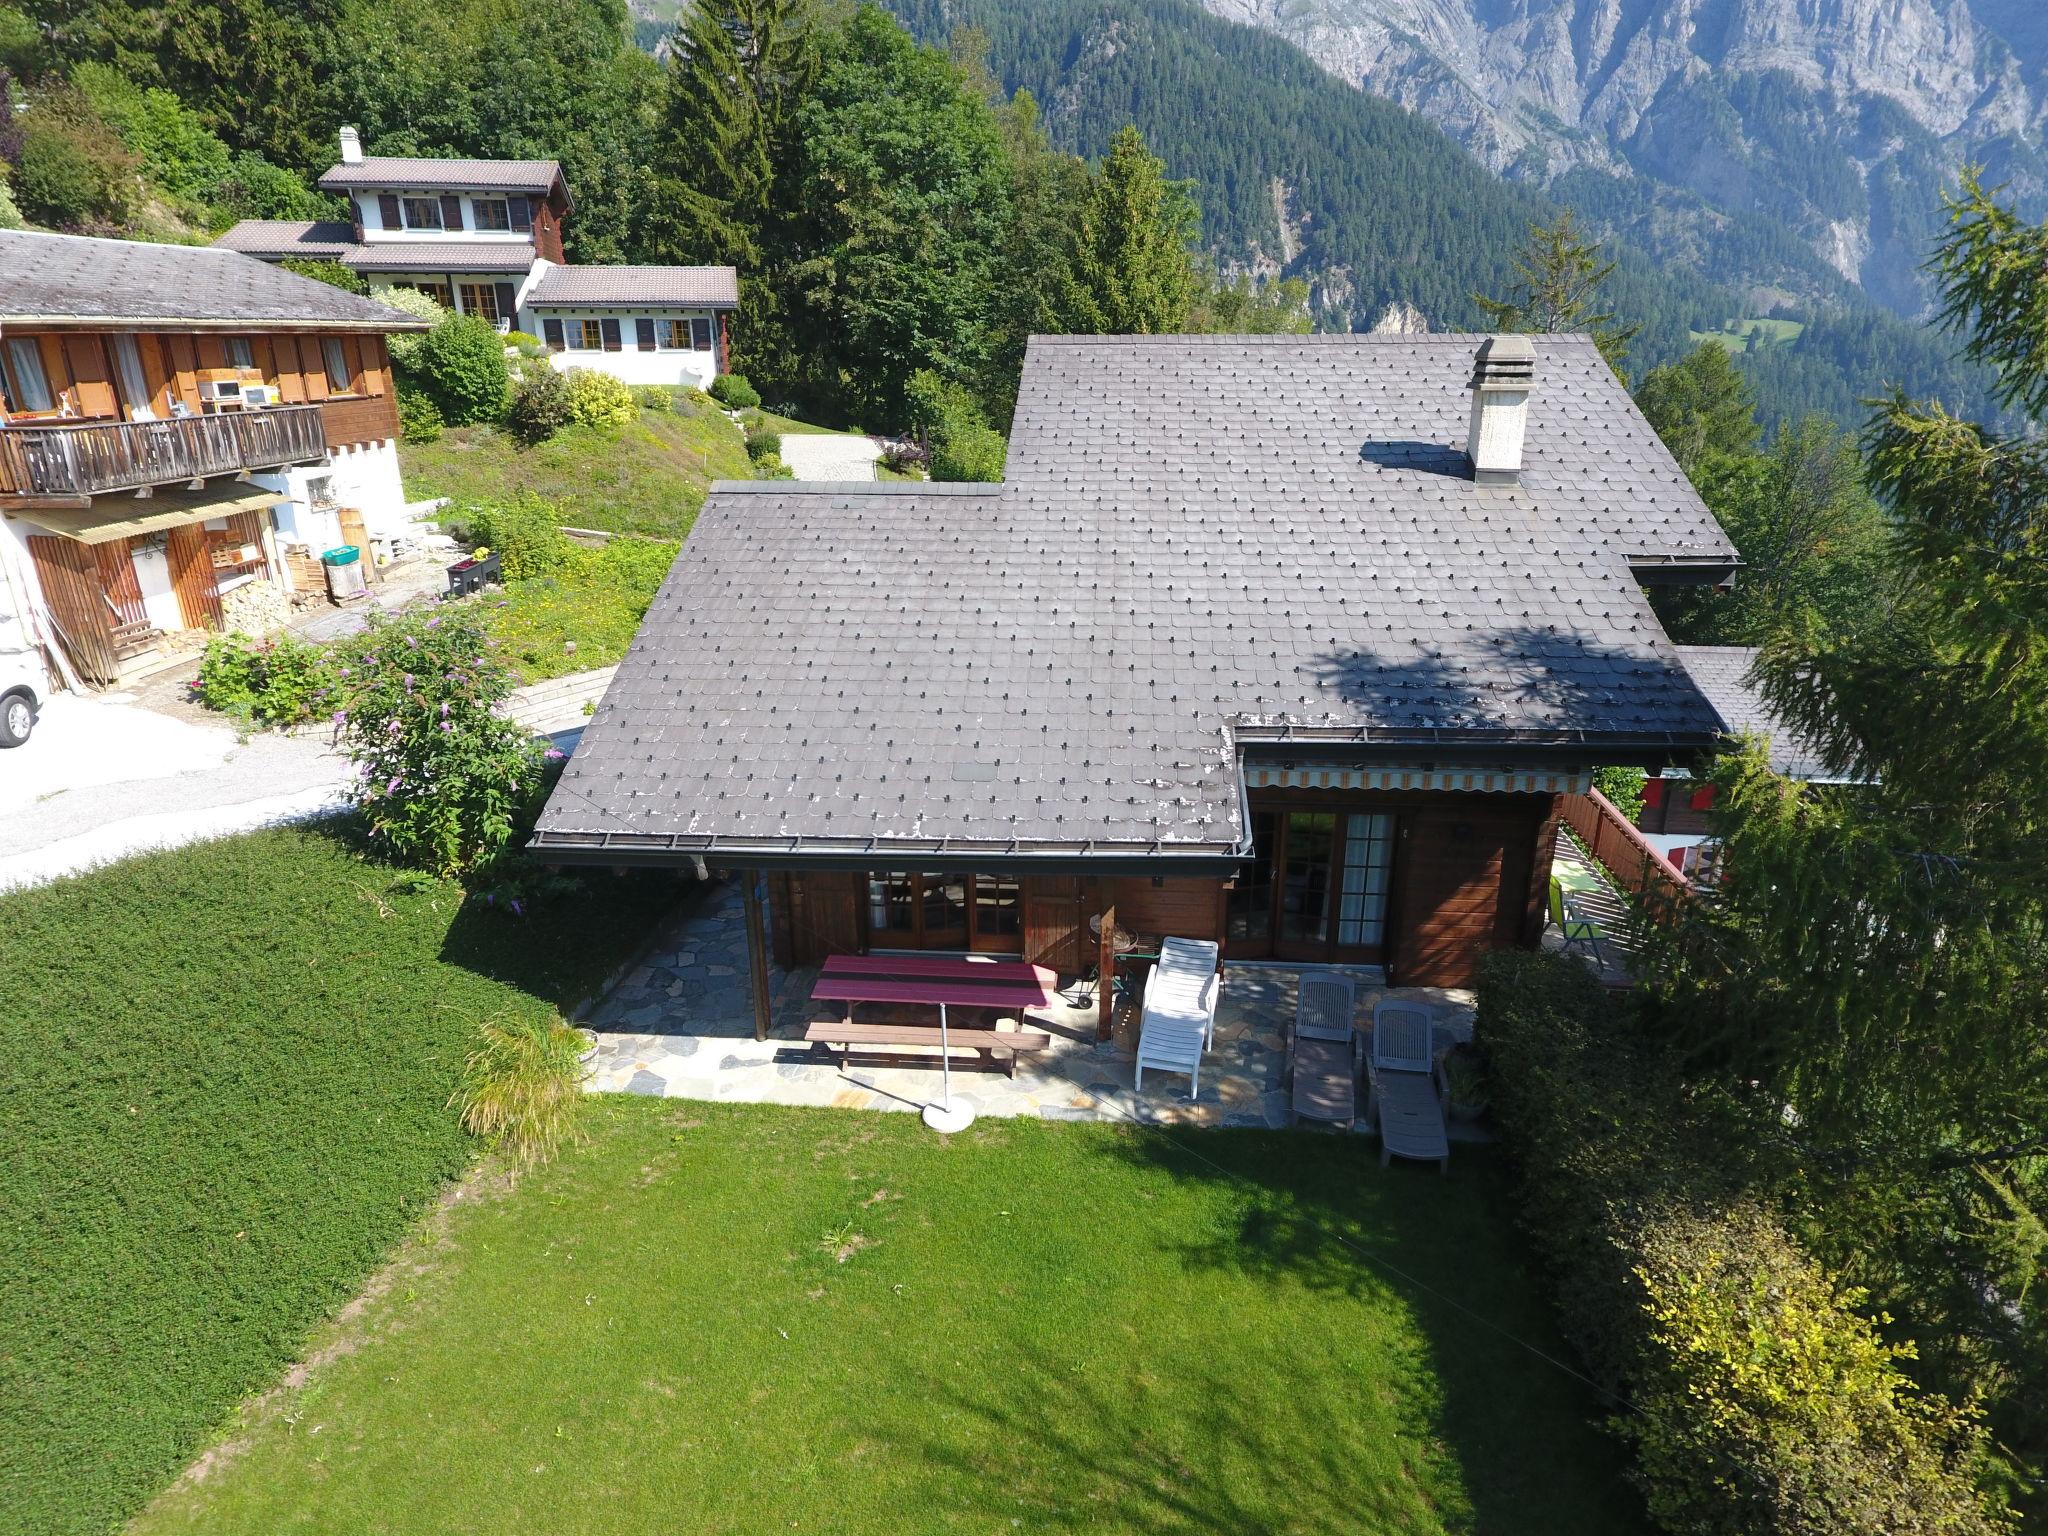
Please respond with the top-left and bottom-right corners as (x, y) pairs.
(321, 544), (368, 601)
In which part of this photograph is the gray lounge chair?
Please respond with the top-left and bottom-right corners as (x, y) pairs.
(1365, 1000), (1449, 1173)
(1290, 973), (1357, 1128)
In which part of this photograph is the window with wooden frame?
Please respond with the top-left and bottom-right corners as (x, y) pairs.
(472, 198), (511, 231)
(397, 279), (451, 307)
(658, 318), (688, 349)
(2, 337), (54, 413)
(569, 318), (605, 351)
(457, 284), (500, 325)
(400, 196), (444, 230)
(864, 872), (1021, 952)
(110, 335), (153, 417)
(224, 337), (256, 370)
(321, 338), (353, 394)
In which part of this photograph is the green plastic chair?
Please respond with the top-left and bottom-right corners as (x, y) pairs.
(1549, 877), (1604, 965)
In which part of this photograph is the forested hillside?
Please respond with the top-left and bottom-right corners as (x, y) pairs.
(885, 0), (2005, 427)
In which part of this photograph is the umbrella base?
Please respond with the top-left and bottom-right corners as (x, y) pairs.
(922, 1099), (977, 1134)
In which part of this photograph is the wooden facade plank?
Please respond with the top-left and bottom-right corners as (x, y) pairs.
(25, 533), (119, 684)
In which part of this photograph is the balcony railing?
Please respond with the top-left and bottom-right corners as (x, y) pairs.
(0, 404), (329, 497)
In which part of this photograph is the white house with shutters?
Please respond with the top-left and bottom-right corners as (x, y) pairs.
(219, 128), (738, 390)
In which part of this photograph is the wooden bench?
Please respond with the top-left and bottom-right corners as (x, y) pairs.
(803, 1020), (1053, 1077)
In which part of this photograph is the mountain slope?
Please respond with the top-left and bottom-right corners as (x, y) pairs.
(1200, 0), (2048, 318)
(887, 0), (1999, 430)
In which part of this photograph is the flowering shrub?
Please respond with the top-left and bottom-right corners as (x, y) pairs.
(507, 364), (572, 445)
(192, 631), (337, 728)
(564, 367), (634, 433)
(330, 609), (547, 875)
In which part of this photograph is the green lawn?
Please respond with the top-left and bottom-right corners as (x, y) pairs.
(400, 402), (755, 540)
(134, 1101), (1640, 1536)
(0, 828), (680, 1536)
(467, 536), (679, 683)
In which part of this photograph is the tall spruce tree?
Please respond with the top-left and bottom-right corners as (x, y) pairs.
(1655, 170), (2048, 1468)
(1474, 208), (1639, 369)
(648, 0), (817, 270)
(1060, 124), (1200, 335)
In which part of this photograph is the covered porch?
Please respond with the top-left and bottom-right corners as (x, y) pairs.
(581, 878), (1479, 1128)
(5, 486), (291, 684)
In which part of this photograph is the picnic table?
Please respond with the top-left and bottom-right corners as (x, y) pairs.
(806, 954), (1057, 1077)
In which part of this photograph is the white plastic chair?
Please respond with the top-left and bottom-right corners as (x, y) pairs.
(1134, 939), (1220, 1098)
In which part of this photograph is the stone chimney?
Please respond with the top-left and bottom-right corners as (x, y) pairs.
(338, 125), (363, 165)
(1465, 334), (1535, 486)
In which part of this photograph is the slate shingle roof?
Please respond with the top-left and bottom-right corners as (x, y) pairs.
(535, 334), (1730, 860)
(213, 222), (538, 274)
(1674, 646), (1850, 782)
(525, 265), (740, 308)
(1, 230), (431, 330)
(318, 156), (564, 198)
(212, 219), (357, 260)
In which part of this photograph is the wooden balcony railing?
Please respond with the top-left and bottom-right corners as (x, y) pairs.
(0, 404), (329, 497)
(1558, 786), (1693, 920)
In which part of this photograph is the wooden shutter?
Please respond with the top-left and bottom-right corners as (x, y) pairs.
(377, 194), (401, 230)
(494, 283), (517, 325)
(509, 195), (532, 232)
(635, 318), (656, 352)
(1022, 876), (1087, 974)
(439, 195), (464, 231)
(27, 535), (119, 685)
(600, 318), (622, 352)
(92, 541), (147, 628)
(542, 317), (564, 352)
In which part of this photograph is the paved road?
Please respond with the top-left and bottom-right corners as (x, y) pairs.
(0, 692), (351, 890)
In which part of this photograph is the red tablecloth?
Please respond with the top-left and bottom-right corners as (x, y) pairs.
(810, 954), (1057, 1009)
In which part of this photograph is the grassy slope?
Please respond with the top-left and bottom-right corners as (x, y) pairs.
(401, 401), (755, 540)
(135, 1099), (1640, 1535)
(0, 828), (679, 1536)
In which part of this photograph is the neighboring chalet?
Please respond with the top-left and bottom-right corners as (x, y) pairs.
(1635, 644), (1855, 872)
(0, 230), (426, 687)
(218, 128), (738, 390)
(533, 333), (1735, 1020)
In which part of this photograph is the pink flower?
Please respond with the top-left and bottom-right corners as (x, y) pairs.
(439, 721), (454, 732)
(386, 775), (402, 793)
(331, 709), (348, 725)
(544, 747), (565, 760)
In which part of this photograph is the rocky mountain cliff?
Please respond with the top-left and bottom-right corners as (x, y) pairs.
(1202, 0), (2048, 316)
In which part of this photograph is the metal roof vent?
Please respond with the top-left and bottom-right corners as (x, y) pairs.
(1466, 334), (1535, 486)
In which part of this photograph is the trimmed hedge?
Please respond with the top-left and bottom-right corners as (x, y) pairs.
(1476, 951), (2010, 1536)
(709, 372), (759, 409)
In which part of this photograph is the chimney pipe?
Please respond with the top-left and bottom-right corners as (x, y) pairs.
(338, 125), (363, 165)
(1466, 334), (1535, 486)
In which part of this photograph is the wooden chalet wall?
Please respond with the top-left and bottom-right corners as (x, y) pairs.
(762, 792), (1558, 987)
(2, 330), (399, 451)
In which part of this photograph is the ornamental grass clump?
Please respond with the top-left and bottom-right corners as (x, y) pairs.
(450, 1012), (590, 1167)
(331, 608), (547, 876)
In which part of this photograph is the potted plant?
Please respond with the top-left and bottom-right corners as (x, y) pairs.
(1439, 1042), (1490, 1123)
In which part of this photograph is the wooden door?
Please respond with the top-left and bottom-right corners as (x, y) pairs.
(26, 534), (119, 684)
(163, 524), (223, 631)
(338, 505), (373, 585)
(1022, 876), (1086, 972)
(1392, 809), (1520, 987)
(92, 539), (148, 629)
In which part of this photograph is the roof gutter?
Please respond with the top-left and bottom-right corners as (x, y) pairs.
(1627, 553), (1742, 588)
(529, 834), (1250, 877)
(1, 315), (432, 333)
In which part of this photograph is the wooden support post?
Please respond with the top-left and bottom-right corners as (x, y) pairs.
(1096, 902), (1117, 1042)
(742, 869), (773, 1043)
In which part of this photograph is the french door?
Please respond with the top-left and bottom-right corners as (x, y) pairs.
(1228, 807), (1395, 965)
(864, 872), (1022, 953)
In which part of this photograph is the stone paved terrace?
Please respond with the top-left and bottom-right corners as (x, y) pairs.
(580, 879), (1479, 1130)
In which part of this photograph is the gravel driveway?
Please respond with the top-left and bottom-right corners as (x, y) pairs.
(777, 433), (884, 481)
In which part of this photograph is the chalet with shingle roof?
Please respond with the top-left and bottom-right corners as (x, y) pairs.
(0, 231), (427, 686)
(535, 332), (1734, 1020)
(218, 128), (737, 387)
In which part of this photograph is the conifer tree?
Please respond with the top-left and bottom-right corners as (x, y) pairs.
(1061, 125), (1200, 335)
(1475, 209), (1638, 369)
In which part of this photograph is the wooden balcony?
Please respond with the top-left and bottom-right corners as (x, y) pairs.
(0, 405), (329, 499)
